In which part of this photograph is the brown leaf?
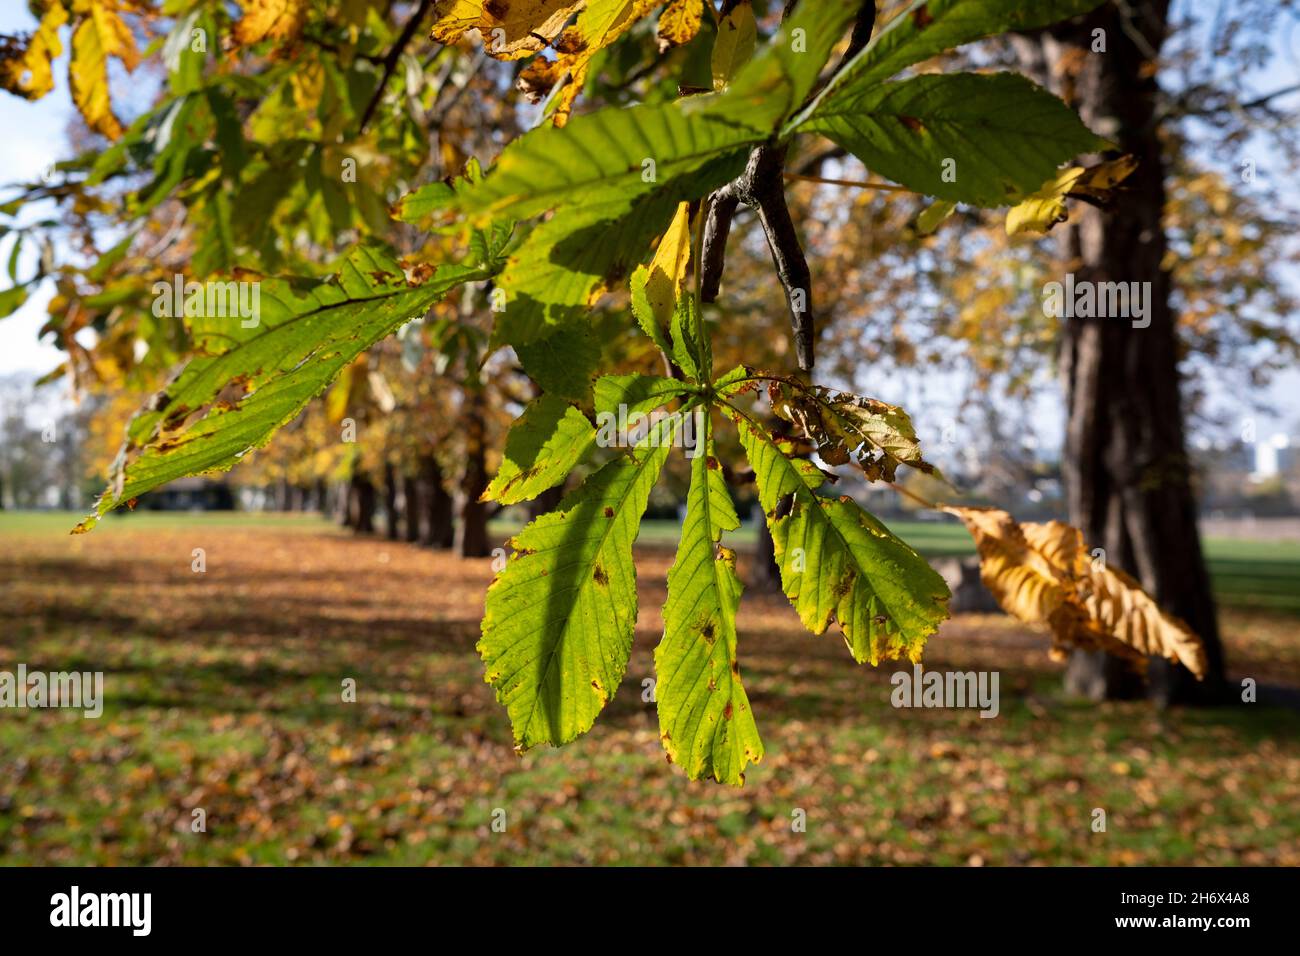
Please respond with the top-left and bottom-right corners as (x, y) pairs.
(947, 507), (1208, 678)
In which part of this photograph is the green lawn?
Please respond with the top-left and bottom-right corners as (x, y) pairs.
(6, 510), (1298, 614)
(1, 512), (1298, 864)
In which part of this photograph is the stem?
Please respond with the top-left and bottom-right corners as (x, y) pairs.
(782, 172), (914, 194)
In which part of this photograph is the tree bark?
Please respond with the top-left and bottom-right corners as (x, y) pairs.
(1019, 3), (1226, 704)
(382, 460), (400, 541)
(400, 471), (420, 542)
(417, 453), (454, 548)
(347, 472), (376, 534)
(458, 390), (492, 558)
(750, 502), (783, 591)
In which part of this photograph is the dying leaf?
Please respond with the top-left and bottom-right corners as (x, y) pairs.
(946, 506), (1208, 678)
(233, 0), (309, 48)
(656, 0), (703, 52)
(69, 0), (141, 140)
(762, 376), (941, 482)
(0, 1), (67, 101)
(527, 0), (664, 126)
(430, 0), (583, 60)
(1005, 155), (1138, 235)
(735, 412), (950, 666)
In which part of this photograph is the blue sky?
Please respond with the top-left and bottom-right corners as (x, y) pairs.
(0, 2), (1296, 463)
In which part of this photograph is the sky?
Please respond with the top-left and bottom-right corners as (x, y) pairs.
(0, 2), (1296, 467)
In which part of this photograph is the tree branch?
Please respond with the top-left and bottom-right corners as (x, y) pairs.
(359, 0), (435, 134)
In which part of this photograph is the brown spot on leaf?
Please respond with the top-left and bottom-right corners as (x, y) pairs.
(899, 115), (924, 133)
(603, 507), (614, 518)
(723, 702), (733, 721)
(706, 456), (720, 470)
(912, 5), (933, 28)
(593, 565), (609, 586)
(701, 621), (715, 644)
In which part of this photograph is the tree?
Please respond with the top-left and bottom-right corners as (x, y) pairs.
(1, 0), (1224, 785)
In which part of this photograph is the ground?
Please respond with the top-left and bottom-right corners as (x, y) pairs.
(2, 511), (1298, 865)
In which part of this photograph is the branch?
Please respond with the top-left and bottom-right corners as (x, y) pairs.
(359, 0), (435, 134)
(699, 187), (738, 303)
(783, 172), (912, 193)
(733, 144), (815, 371)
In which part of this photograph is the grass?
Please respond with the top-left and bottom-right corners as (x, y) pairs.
(2, 511), (1298, 865)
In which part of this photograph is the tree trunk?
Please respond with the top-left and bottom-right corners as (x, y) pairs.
(401, 471), (420, 542)
(1019, 3), (1226, 704)
(347, 472), (376, 534)
(750, 502), (783, 591)
(528, 484), (565, 521)
(417, 453), (454, 548)
(458, 390), (492, 558)
(382, 460), (400, 541)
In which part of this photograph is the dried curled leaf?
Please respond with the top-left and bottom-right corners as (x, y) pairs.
(519, 0), (663, 125)
(1005, 155), (1139, 235)
(764, 377), (941, 482)
(431, 0), (583, 60)
(947, 506), (1208, 678)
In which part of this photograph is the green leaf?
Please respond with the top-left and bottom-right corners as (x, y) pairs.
(593, 373), (695, 420)
(794, 0), (1105, 120)
(479, 416), (679, 750)
(711, 0), (757, 91)
(514, 324), (602, 401)
(657, 419), (763, 785)
(483, 394), (596, 506)
(798, 72), (1109, 207)
(492, 151), (744, 350)
(451, 0), (861, 223)
(669, 290), (710, 382)
(730, 409), (950, 665)
(915, 198), (957, 235)
(75, 247), (496, 532)
(0, 283), (29, 320)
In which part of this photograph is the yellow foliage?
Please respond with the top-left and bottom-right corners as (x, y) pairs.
(947, 506), (1208, 678)
(233, 0), (310, 47)
(1005, 155), (1138, 235)
(656, 0), (702, 51)
(643, 201), (692, 326)
(0, 0), (67, 100)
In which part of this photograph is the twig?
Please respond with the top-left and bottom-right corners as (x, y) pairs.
(783, 172), (912, 193)
(359, 0), (435, 134)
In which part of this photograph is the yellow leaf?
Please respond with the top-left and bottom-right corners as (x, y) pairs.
(536, 0), (663, 126)
(946, 506), (1208, 678)
(1005, 156), (1139, 236)
(233, 0), (309, 48)
(643, 201), (692, 326)
(656, 0), (702, 52)
(431, 0), (584, 60)
(0, 1), (68, 101)
(711, 0), (755, 91)
(69, 0), (140, 140)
